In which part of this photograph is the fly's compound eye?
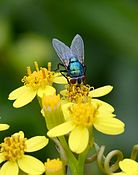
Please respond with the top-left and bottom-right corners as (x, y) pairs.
(70, 79), (77, 84)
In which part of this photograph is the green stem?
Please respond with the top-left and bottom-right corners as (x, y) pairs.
(59, 136), (79, 175)
(85, 153), (97, 164)
(78, 146), (90, 175)
(78, 130), (93, 175)
(131, 144), (138, 160)
(37, 96), (42, 108)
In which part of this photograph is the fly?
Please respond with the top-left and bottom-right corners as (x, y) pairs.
(52, 34), (86, 84)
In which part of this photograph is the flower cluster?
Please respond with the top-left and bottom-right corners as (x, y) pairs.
(7, 59), (125, 175)
(1, 34), (136, 175)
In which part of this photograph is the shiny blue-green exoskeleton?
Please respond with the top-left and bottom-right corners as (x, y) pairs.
(52, 34), (86, 84)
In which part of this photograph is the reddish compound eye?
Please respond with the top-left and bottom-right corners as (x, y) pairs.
(70, 79), (77, 84)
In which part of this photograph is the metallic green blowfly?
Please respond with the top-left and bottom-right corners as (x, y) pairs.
(52, 34), (86, 84)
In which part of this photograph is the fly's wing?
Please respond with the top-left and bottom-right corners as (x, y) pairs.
(70, 34), (84, 64)
(52, 38), (73, 67)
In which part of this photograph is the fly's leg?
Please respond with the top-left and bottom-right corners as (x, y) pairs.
(55, 63), (70, 84)
(55, 63), (65, 71)
(60, 70), (70, 84)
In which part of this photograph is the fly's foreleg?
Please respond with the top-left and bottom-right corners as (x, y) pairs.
(60, 70), (70, 84)
(55, 63), (65, 71)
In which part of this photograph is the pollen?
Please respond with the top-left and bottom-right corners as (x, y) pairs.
(66, 84), (92, 103)
(42, 94), (61, 112)
(45, 158), (64, 175)
(0, 134), (26, 161)
(69, 102), (96, 127)
(22, 62), (54, 90)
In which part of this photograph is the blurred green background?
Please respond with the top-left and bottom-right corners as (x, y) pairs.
(0, 0), (138, 174)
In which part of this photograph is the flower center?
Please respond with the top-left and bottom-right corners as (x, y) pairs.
(69, 102), (96, 127)
(22, 62), (54, 90)
(0, 134), (26, 161)
(45, 158), (64, 174)
(65, 84), (92, 103)
(42, 94), (61, 112)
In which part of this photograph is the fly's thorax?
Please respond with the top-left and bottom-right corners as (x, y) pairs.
(70, 57), (78, 62)
(68, 57), (84, 77)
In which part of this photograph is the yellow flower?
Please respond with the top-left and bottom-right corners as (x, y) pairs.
(60, 84), (113, 103)
(113, 159), (138, 175)
(45, 158), (65, 175)
(0, 124), (9, 131)
(8, 62), (67, 108)
(42, 94), (61, 112)
(47, 85), (125, 154)
(0, 131), (49, 175)
(42, 94), (65, 130)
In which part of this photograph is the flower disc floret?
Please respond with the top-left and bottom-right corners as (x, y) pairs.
(62, 84), (91, 103)
(0, 133), (26, 161)
(22, 63), (54, 90)
(69, 102), (95, 127)
(60, 84), (114, 104)
(42, 94), (61, 112)
(45, 158), (64, 175)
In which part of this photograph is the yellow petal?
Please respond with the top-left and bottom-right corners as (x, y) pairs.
(28, 174), (41, 175)
(53, 76), (68, 84)
(92, 99), (114, 112)
(37, 85), (56, 97)
(61, 102), (74, 120)
(94, 117), (125, 135)
(25, 136), (49, 152)
(0, 153), (6, 163)
(119, 159), (138, 174)
(18, 155), (45, 174)
(113, 173), (126, 175)
(0, 161), (19, 175)
(69, 126), (89, 154)
(60, 89), (68, 96)
(0, 124), (9, 131)
(13, 88), (36, 108)
(8, 86), (29, 100)
(89, 85), (113, 97)
(47, 121), (75, 137)
(96, 107), (115, 118)
(96, 112), (115, 118)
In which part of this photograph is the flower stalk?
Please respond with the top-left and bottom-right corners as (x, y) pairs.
(130, 144), (138, 160)
(95, 143), (124, 174)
